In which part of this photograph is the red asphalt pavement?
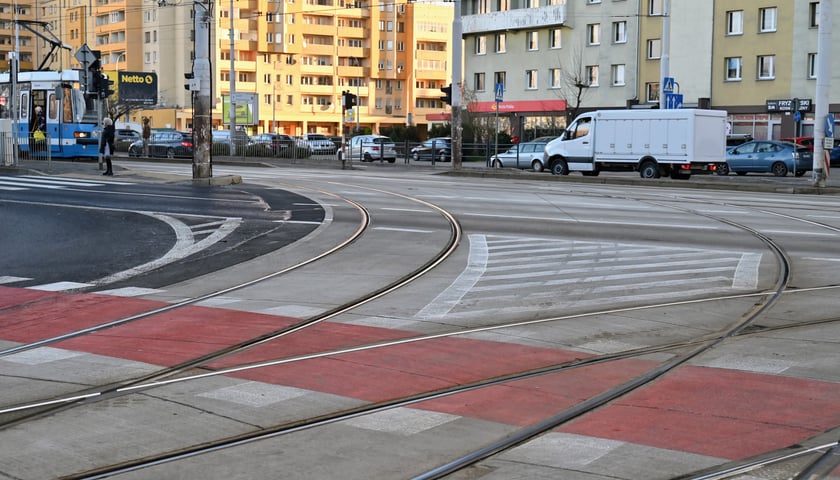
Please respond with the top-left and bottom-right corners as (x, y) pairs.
(3, 286), (840, 463)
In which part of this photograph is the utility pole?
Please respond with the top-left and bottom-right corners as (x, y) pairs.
(192, 0), (212, 179)
(659, 0), (670, 110)
(451, 0), (463, 169)
(813, 0), (832, 188)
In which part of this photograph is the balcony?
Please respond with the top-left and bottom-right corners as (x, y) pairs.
(463, 4), (566, 34)
(337, 65), (365, 77)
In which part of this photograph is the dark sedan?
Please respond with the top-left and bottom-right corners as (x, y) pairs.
(720, 140), (812, 177)
(411, 137), (452, 162)
(114, 129), (141, 152)
(128, 131), (193, 158)
(250, 133), (296, 154)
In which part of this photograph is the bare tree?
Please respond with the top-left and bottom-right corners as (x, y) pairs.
(551, 43), (591, 123)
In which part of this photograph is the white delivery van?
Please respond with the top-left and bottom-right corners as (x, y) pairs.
(543, 109), (727, 179)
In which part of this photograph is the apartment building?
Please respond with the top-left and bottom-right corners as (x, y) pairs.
(3, 0), (452, 134)
(462, 0), (838, 141)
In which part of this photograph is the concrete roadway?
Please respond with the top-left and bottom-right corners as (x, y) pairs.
(1, 158), (839, 479)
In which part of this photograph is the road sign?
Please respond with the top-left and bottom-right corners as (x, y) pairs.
(794, 111), (802, 123)
(74, 44), (96, 66)
(495, 83), (504, 102)
(662, 77), (675, 93)
(826, 113), (835, 138)
(664, 93), (683, 109)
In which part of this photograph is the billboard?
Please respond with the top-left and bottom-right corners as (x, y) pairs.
(222, 94), (256, 125)
(117, 71), (158, 105)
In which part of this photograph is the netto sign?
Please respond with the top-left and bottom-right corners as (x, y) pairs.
(117, 71), (158, 105)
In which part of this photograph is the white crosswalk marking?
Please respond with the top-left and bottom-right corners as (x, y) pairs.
(417, 234), (764, 320)
(0, 175), (134, 191)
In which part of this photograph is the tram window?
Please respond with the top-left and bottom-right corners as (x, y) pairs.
(48, 94), (58, 121)
(19, 93), (28, 119)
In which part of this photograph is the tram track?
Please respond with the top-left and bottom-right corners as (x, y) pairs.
(3, 178), (840, 479)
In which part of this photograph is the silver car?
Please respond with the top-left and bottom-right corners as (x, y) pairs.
(301, 133), (337, 154)
(342, 134), (397, 163)
(490, 137), (556, 172)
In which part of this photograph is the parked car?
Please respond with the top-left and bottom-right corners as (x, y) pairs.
(726, 133), (753, 147)
(341, 134), (397, 163)
(301, 133), (337, 154)
(490, 137), (556, 172)
(114, 129), (141, 152)
(720, 140), (812, 177)
(212, 130), (251, 151)
(411, 137), (452, 162)
(250, 133), (296, 154)
(128, 131), (193, 158)
(830, 144), (840, 167)
(780, 136), (815, 151)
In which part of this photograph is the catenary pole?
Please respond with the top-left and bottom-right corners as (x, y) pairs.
(192, 0), (212, 179)
(451, 0), (462, 169)
(813, 0), (832, 187)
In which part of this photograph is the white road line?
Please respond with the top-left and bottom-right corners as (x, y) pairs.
(0, 276), (30, 284)
(29, 282), (93, 291)
(373, 227), (435, 233)
(416, 234), (489, 319)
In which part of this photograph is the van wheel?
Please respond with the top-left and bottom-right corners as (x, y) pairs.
(639, 161), (660, 178)
(550, 159), (569, 175)
(531, 160), (544, 172)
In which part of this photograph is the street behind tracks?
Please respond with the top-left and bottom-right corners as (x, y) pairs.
(1, 161), (840, 479)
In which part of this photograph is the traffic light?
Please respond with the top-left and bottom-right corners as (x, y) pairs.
(90, 71), (102, 94)
(100, 74), (115, 97)
(342, 90), (358, 110)
(440, 84), (452, 105)
(86, 50), (102, 95)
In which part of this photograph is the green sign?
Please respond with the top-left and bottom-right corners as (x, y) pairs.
(222, 95), (254, 124)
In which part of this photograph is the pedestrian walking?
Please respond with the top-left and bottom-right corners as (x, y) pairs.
(100, 117), (115, 176)
(142, 117), (151, 156)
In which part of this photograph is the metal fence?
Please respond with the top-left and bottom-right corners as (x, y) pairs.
(0, 132), (52, 166)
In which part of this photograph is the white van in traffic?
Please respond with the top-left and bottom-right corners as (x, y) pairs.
(543, 109), (727, 179)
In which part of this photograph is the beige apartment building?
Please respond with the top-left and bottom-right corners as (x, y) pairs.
(2, 0), (452, 134)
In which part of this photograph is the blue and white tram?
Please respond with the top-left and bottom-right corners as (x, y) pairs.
(0, 69), (100, 159)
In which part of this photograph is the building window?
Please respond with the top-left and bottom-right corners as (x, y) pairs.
(646, 82), (659, 102)
(587, 0), (601, 3)
(648, 0), (662, 15)
(808, 52), (817, 79)
(587, 24), (600, 45)
(549, 68), (561, 88)
(550, 28), (561, 48)
(612, 21), (626, 43)
(758, 55), (775, 79)
(611, 64), (625, 85)
(526, 31), (538, 50)
(810, 2), (819, 27)
(725, 57), (742, 80)
(727, 10), (743, 35)
(474, 72), (486, 91)
(494, 71), (506, 90)
(759, 7), (777, 32)
(526, 70), (538, 89)
(495, 33), (506, 53)
(475, 35), (486, 55)
(586, 65), (599, 86)
(647, 38), (661, 59)
(527, 0), (539, 7)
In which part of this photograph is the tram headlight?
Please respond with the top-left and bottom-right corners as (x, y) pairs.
(75, 131), (91, 139)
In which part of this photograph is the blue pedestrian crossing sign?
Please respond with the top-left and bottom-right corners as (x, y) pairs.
(663, 77), (675, 93)
(495, 83), (504, 102)
(826, 113), (835, 138)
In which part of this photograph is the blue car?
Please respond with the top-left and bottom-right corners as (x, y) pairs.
(830, 145), (840, 167)
(721, 140), (812, 177)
